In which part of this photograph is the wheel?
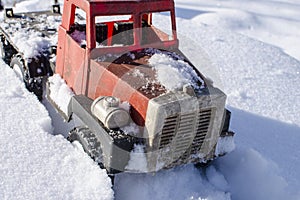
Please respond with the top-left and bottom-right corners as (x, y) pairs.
(0, 35), (14, 64)
(0, 36), (8, 62)
(0, 40), (5, 59)
(68, 127), (115, 185)
(68, 127), (103, 165)
(10, 56), (43, 100)
(10, 56), (27, 81)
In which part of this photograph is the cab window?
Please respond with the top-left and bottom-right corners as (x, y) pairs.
(141, 11), (174, 45)
(95, 15), (134, 47)
(68, 7), (87, 48)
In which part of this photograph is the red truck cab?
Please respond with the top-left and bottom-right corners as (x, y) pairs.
(56, 0), (179, 125)
(56, 0), (178, 88)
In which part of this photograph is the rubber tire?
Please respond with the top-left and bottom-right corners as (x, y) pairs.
(68, 127), (115, 185)
(68, 127), (101, 157)
(0, 41), (5, 59)
(10, 56), (43, 100)
(0, 37), (7, 61)
(68, 127), (104, 166)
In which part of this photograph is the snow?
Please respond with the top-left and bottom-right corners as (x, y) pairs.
(13, 0), (57, 12)
(11, 30), (51, 59)
(48, 74), (74, 115)
(125, 144), (148, 172)
(115, 165), (231, 200)
(148, 53), (204, 91)
(0, 11), (61, 60)
(0, 60), (114, 199)
(95, 15), (131, 23)
(174, 0), (300, 61)
(0, 0), (300, 200)
(116, 147), (292, 200)
(119, 101), (130, 112)
(215, 136), (235, 157)
(216, 148), (289, 200)
(121, 122), (140, 136)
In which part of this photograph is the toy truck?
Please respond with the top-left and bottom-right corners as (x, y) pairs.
(0, 0), (234, 175)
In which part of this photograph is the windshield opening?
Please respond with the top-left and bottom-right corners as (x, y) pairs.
(95, 15), (135, 48)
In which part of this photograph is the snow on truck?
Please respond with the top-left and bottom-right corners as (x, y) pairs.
(0, 0), (234, 175)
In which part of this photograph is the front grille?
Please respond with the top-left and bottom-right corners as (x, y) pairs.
(145, 87), (226, 172)
(159, 115), (178, 149)
(159, 108), (212, 165)
(191, 109), (212, 155)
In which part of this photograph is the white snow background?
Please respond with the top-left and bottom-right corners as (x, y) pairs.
(0, 0), (299, 200)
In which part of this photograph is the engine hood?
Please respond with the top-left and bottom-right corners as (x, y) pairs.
(88, 48), (207, 125)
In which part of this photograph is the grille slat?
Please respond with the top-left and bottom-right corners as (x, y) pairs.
(161, 130), (176, 135)
(164, 121), (177, 125)
(178, 128), (194, 133)
(176, 139), (194, 144)
(194, 135), (206, 140)
(197, 128), (209, 134)
(163, 122), (178, 126)
(162, 128), (176, 133)
(193, 138), (206, 144)
(181, 113), (195, 117)
(198, 120), (210, 125)
(165, 117), (177, 120)
(179, 121), (194, 126)
(197, 125), (210, 129)
(160, 134), (175, 139)
(199, 114), (210, 118)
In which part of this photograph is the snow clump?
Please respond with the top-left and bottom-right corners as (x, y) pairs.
(125, 144), (148, 172)
(48, 74), (74, 115)
(148, 53), (204, 91)
(215, 136), (235, 156)
(11, 30), (51, 59)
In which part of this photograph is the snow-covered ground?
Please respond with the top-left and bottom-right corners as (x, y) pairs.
(0, 0), (299, 199)
(0, 60), (113, 199)
(175, 0), (300, 61)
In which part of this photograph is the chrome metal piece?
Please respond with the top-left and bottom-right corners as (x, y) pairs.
(91, 96), (130, 129)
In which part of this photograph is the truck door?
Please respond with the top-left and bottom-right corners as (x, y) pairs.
(62, 8), (87, 94)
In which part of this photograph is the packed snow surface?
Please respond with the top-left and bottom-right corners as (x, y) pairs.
(1, 0), (300, 200)
(174, 0), (300, 61)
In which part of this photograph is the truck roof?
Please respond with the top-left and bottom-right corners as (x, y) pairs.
(68, 0), (175, 18)
(70, 0), (174, 13)
(87, 0), (172, 2)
